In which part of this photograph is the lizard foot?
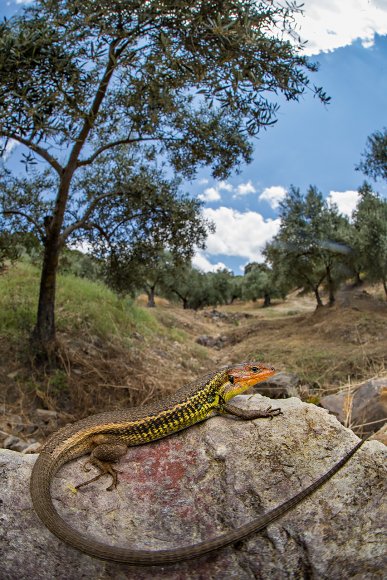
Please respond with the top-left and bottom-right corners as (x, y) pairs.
(75, 441), (127, 491)
(75, 457), (122, 491)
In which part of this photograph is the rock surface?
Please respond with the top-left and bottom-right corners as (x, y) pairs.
(320, 377), (387, 437)
(1, 394), (386, 580)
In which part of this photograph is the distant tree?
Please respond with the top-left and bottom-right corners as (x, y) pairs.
(206, 268), (237, 306)
(0, 229), (40, 272)
(163, 264), (210, 310)
(0, 231), (19, 272)
(0, 0), (329, 358)
(353, 183), (387, 297)
(228, 275), (243, 304)
(356, 128), (387, 181)
(264, 186), (351, 307)
(58, 249), (102, 281)
(242, 262), (286, 306)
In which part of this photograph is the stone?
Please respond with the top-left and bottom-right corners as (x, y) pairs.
(1, 394), (386, 580)
(251, 371), (301, 399)
(320, 377), (387, 437)
(22, 442), (42, 454)
(196, 335), (228, 348)
(370, 423), (387, 446)
(3, 435), (21, 449)
(35, 409), (58, 421)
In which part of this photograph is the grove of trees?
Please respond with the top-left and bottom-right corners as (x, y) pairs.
(107, 182), (386, 310)
(0, 0), (329, 360)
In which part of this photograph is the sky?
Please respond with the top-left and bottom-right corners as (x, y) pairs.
(2, 0), (387, 274)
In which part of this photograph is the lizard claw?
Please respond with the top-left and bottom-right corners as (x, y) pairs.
(264, 406), (283, 420)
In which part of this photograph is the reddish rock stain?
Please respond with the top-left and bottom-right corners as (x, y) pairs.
(119, 437), (201, 505)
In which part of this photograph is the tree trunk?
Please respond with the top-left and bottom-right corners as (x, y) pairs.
(31, 233), (61, 362)
(383, 278), (387, 299)
(314, 286), (323, 308)
(146, 286), (156, 307)
(262, 292), (271, 307)
(326, 266), (335, 306)
(31, 172), (72, 363)
(353, 271), (363, 286)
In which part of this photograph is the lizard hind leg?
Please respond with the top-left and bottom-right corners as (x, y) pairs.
(75, 441), (128, 491)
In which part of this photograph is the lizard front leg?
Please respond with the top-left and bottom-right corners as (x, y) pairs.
(76, 435), (127, 491)
(221, 402), (282, 420)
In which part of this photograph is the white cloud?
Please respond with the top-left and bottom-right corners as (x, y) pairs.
(294, 0), (387, 55)
(202, 206), (281, 262)
(198, 178), (209, 185)
(328, 190), (360, 217)
(192, 253), (228, 273)
(198, 187), (221, 202)
(234, 180), (256, 197)
(198, 180), (233, 202)
(1, 138), (18, 160)
(259, 186), (287, 209)
(218, 180), (233, 192)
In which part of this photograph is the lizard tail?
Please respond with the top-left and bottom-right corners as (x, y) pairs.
(30, 439), (365, 565)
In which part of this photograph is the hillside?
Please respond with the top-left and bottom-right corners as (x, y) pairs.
(1, 261), (386, 445)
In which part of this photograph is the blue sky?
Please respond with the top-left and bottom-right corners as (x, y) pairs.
(2, 0), (387, 274)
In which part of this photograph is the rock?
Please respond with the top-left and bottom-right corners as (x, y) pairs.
(196, 335), (228, 348)
(202, 309), (254, 324)
(35, 409), (58, 421)
(3, 435), (20, 449)
(3, 435), (36, 452)
(370, 423), (387, 446)
(22, 442), (42, 454)
(251, 371), (301, 399)
(320, 377), (387, 437)
(1, 394), (385, 580)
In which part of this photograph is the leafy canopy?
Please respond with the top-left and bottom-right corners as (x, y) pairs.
(356, 128), (387, 182)
(0, 0), (329, 179)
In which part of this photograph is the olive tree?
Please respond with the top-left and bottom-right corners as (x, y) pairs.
(0, 0), (328, 357)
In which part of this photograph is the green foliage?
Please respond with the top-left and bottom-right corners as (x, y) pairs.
(0, 0), (329, 350)
(356, 128), (387, 181)
(0, 261), (38, 334)
(264, 186), (352, 307)
(0, 261), (157, 339)
(0, 231), (22, 271)
(1, 1), (328, 173)
(242, 262), (286, 306)
(162, 265), (242, 309)
(163, 264), (210, 310)
(353, 183), (387, 296)
(58, 249), (103, 281)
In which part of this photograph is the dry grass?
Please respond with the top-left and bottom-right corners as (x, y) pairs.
(1, 263), (386, 444)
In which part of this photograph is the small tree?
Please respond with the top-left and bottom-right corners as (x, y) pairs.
(242, 262), (286, 306)
(353, 183), (387, 297)
(206, 268), (237, 306)
(0, 0), (329, 358)
(105, 249), (188, 308)
(356, 128), (387, 181)
(264, 186), (351, 307)
(163, 264), (210, 310)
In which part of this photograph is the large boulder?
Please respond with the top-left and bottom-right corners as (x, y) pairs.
(1, 394), (386, 579)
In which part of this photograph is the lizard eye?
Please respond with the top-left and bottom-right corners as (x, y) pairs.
(228, 374), (235, 384)
(251, 366), (260, 373)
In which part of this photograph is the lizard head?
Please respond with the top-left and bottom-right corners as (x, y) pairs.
(221, 362), (276, 402)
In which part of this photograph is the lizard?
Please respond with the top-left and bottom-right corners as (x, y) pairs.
(30, 361), (365, 565)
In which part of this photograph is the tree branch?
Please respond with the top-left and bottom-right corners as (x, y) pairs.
(61, 192), (115, 241)
(77, 136), (179, 167)
(0, 133), (63, 175)
(2, 209), (45, 240)
(66, 39), (123, 171)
